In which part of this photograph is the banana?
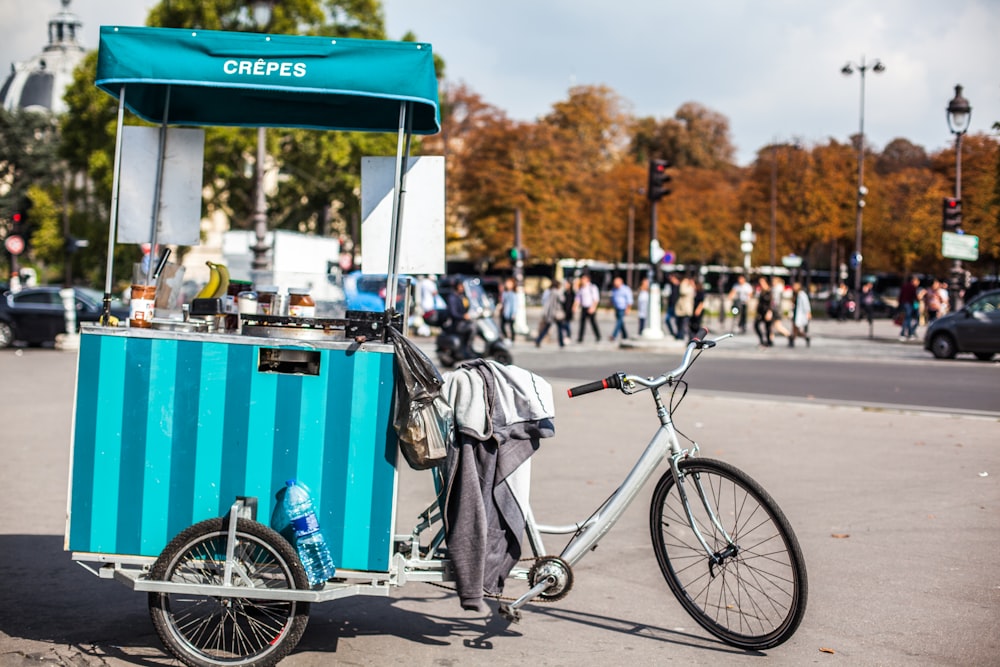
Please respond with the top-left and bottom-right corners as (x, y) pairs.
(213, 262), (230, 299)
(195, 261), (221, 299)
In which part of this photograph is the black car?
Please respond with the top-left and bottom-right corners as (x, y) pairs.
(0, 286), (129, 348)
(923, 289), (1000, 361)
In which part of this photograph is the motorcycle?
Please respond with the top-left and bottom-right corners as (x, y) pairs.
(432, 276), (513, 368)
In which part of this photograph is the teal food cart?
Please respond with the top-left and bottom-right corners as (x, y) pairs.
(66, 25), (443, 667)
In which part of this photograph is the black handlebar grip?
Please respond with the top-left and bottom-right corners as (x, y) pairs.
(567, 374), (621, 398)
(691, 328), (711, 347)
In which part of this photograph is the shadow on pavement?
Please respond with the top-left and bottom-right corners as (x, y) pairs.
(0, 534), (751, 663)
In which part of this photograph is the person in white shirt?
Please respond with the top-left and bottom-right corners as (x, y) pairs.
(574, 274), (601, 342)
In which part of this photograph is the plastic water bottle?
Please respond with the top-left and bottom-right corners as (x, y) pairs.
(283, 480), (336, 586)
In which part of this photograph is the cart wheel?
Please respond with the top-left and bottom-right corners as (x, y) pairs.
(148, 517), (310, 667)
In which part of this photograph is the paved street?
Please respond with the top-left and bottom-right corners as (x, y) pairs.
(0, 314), (997, 666)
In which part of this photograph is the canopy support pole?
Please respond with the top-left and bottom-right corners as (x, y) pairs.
(384, 100), (413, 321)
(101, 85), (127, 323)
(144, 86), (172, 285)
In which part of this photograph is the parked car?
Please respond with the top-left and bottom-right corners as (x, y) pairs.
(341, 271), (412, 312)
(0, 286), (129, 348)
(923, 288), (1000, 361)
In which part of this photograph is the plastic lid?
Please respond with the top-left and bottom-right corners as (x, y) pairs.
(288, 287), (310, 294)
(256, 285), (278, 293)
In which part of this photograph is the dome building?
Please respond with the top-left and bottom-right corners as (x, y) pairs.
(0, 0), (86, 114)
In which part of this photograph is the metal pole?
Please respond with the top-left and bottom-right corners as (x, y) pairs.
(770, 146), (777, 272)
(513, 207), (530, 336)
(950, 131), (964, 311)
(626, 203), (634, 288)
(101, 85), (128, 323)
(145, 86), (172, 286)
(853, 64), (866, 319)
(643, 200), (665, 339)
(250, 125), (270, 272)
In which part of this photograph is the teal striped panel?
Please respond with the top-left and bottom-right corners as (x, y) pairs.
(90, 334), (127, 552)
(192, 342), (228, 518)
(68, 334), (101, 551)
(140, 337), (177, 554)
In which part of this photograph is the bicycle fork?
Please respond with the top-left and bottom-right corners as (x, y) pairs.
(668, 451), (739, 575)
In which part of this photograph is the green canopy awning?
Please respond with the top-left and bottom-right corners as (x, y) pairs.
(96, 26), (440, 134)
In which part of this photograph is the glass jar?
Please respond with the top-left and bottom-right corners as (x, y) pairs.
(256, 285), (278, 315)
(238, 290), (258, 315)
(288, 288), (316, 318)
(225, 280), (253, 331)
(129, 284), (156, 328)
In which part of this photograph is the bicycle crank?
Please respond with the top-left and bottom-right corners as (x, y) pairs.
(498, 556), (574, 624)
(529, 556), (574, 602)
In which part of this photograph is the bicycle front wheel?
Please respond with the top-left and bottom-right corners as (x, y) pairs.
(148, 517), (310, 667)
(649, 458), (807, 650)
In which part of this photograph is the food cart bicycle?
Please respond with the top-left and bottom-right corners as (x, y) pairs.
(67, 26), (807, 667)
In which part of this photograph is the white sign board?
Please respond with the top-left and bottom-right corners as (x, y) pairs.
(361, 156), (445, 275)
(941, 232), (979, 262)
(117, 126), (205, 245)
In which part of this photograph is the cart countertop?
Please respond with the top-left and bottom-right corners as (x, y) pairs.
(80, 324), (394, 353)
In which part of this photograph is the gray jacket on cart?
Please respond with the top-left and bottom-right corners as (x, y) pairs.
(441, 360), (555, 611)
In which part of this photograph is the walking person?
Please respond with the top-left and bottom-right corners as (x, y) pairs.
(754, 276), (774, 348)
(664, 274), (680, 338)
(534, 279), (567, 347)
(897, 275), (923, 341)
(609, 276), (633, 341)
(860, 280), (876, 338)
(789, 281), (811, 347)
(672, 275), (695, 341)
(688, 279), (706, 339)
(636, 277), (650, 335)
(923, 279), (943, 323)
(415, 274), (439, 336)
(770, 277), (791, 342)
(575, 273), (601, 343)
(499, 277), (518, 343)
(559, 278), (575, 343)
(728, 274), (753, 334)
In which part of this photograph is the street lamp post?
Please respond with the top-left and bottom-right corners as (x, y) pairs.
(841, 56), (884, 318)
(946, 84), (972, 310)
(248, 0), (276, 275)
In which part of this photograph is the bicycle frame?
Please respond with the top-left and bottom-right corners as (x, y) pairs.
(403, 334), (740, 619)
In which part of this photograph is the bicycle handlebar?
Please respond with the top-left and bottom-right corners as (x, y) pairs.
(566, 373), (623, 397)
(566, 329), (731, 398)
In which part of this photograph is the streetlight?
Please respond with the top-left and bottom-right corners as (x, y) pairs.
(841, 56), (884, 317)
(946, 84), (972, 309)
(249, 0), (276, 274)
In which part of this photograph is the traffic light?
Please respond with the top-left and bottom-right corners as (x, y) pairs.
(942, 197), (962, 232)
(508, 247), (519, 261)
(647, 159), (672, 202)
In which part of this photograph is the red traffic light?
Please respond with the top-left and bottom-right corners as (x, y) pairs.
(12, 212), (21, 223)
(942, 197), (962, 232)
(647, 159), (672, 202)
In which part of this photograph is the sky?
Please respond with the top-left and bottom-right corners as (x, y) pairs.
(3, 0), (999, 166)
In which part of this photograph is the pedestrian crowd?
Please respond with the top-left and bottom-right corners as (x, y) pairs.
(413, 271), (960, 351)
